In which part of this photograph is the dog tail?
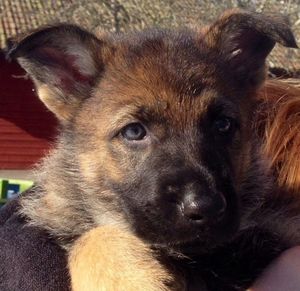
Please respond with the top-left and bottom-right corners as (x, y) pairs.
(255, 78), (300, 195)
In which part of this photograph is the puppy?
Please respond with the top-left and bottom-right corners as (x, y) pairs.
(8, 8), (298, 290)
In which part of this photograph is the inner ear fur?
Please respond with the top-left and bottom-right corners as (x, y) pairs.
(7, 24), (109, 121)
(202, 8), (298, 88)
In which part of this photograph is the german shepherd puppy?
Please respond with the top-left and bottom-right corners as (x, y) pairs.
(8, 8), (299, 290)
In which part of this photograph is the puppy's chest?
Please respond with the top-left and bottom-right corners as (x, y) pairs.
(177, 227), (289, 291)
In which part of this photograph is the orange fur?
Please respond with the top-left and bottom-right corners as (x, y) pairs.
(256, 79), (300, 195)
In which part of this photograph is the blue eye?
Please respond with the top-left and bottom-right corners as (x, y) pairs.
(214, 117), (232, 133)
(121, 123), (147, 141)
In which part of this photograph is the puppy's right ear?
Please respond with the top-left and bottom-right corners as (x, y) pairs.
(7, 25), (110, 121)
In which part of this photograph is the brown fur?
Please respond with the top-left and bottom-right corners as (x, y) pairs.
(7, 8), (299, 291)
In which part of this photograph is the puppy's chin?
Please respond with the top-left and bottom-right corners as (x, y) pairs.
(171, 221), (239, 256)
(170, 227), (239, 257)
(151, 227), (239, 259)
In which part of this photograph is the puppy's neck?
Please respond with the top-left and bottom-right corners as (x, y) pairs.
(19, 143), (129, 249)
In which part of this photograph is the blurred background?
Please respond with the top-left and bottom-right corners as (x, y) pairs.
(0, 0), (299, 202)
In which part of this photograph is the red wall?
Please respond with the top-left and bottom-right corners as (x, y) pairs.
(0, 51), (57, 169)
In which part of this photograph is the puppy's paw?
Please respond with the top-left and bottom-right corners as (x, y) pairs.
(68, 226), (177, 291)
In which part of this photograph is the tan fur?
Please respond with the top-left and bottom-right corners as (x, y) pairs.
(69, 226), (180, 291)
(37, 85), (81, 121)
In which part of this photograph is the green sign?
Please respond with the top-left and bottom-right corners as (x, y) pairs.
(0, 179), (34, 204)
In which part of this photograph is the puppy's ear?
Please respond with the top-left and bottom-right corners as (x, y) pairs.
(203, 9), (298, 88)
(7, 25), (109, 121)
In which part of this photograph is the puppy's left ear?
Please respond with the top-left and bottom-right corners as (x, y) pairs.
(203, 9), (298, 88)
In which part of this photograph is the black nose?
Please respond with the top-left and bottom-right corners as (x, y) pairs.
(181, 192), (226, 222)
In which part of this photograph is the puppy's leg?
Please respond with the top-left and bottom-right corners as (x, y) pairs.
(69, 226), (177, 291)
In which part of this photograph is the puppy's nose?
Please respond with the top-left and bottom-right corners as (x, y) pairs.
(182, 192), (226, 222)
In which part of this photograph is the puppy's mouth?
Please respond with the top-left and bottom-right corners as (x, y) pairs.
(128, 193), (240, 253)
(170, 191), (238, 240)
(172, 200), (239, 249)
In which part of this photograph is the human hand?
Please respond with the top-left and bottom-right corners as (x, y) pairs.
(249, 247), (300, 291)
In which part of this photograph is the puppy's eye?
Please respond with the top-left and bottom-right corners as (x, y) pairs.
(214, 117), (232, 133)
(121, 123), (147, 141)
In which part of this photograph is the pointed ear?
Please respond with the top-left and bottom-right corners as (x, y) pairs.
(203, 9), (298, 88)
(7, 24), (109, 121)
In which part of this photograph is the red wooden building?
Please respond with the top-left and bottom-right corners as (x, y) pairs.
(0, 1), (69, 170)
(0, 51), (57, 169)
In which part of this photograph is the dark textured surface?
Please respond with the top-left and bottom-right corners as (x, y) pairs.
(0, 195), (70, 291)
(1, 1), (299, 75)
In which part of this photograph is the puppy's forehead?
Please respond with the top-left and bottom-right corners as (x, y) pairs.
(95, 29), (224, 119)
(115, 29), (216, 93)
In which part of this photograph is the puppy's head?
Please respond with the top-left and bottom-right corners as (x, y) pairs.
(9, 9), (297, 251)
